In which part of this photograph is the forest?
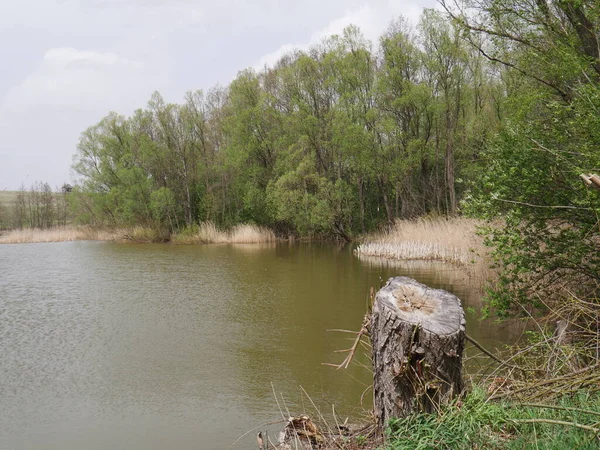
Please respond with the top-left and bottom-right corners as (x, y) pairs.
(69, 10), (501, 240)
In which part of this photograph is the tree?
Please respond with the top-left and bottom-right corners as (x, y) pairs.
(448, 0), (600, 314)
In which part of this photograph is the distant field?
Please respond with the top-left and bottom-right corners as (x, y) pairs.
(0, 191), (18, 207)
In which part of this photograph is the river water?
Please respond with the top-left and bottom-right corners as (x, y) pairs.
(0, 241), (519, 449)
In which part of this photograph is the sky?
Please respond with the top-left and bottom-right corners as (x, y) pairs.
(0, 0), (438, 190)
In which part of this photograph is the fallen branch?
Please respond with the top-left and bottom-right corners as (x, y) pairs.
(519, 403), (600, 418)
(510, 418), (600, 434)
(491, 362), (600, 400)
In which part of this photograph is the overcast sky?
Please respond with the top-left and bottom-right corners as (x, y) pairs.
(0, 0), (438, 190)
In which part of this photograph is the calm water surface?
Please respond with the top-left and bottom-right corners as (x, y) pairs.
(0, 242), (519, 449)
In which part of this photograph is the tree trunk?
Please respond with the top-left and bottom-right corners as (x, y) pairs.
(358, 177), (365, 234)
(371, 277), (465, 431)
(378, 176), (393, 223)
(445, 107), (457, 216)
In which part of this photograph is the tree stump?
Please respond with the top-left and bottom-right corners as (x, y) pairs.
(371, 277), (466, 429)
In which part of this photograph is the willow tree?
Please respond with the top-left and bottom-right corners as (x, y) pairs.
(377, 18), (438, 217)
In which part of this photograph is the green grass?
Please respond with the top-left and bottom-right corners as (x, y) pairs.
(382, 388), (600, 450)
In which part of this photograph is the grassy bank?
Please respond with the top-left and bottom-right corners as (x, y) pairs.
(0, 190), (18, 207)
(380, 387), (600, 450)
(276, 384), (600, 449)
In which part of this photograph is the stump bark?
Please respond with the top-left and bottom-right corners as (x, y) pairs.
(371, 277), (466, 429)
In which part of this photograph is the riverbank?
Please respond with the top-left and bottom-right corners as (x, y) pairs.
(283, 386), (600, 449)
(1, 218), (492, 271)
(279, 292), (600, 449)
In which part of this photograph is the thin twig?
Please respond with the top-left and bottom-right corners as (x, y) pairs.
(324, 324), (369, 370)
(519, 403), (600, 418)
(271, 382), (287, 421)
(465, 334), (530, 373)
(491, 363), (600, 400)
(493, 198), (592, 211)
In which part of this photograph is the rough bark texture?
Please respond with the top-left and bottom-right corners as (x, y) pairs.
(371, 277), (466, 429)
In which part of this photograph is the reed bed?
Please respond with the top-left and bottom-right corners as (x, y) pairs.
(356, 217), (483, 264)
(355, 217), (494, 289)
(173, 221), (276, 244)
(1, 222), (277, 245)
(0, 226), (117, 244)
(356, 241), (467, 265)
(228, 223), (276, 243)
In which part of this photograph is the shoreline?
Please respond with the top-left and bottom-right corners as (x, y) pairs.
(1, 218), (495, 290)
(0, 223), (278, 245)
(0, 226), (120, 245)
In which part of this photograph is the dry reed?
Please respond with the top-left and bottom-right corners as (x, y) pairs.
(2, 222), (277, 245)
(475, 289), (600, 401)
(355, 218), (494, 288)
(228, 224), (276, 243)
(174, 221), (276, 244)
(356, 218), (483, 264)
(0, 226), (118, 244)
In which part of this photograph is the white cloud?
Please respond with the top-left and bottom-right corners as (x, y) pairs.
(254, 1), (437, 70)
(0, 0), (440, 189)
(43, 48), (137, 68)
(1, 47), (154, 114)
(0, 46), (167, 189)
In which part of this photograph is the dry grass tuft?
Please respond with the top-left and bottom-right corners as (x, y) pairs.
(477, 290), (600, 403)
(197, 221), (229, 243)
(228, 223), (276, 243)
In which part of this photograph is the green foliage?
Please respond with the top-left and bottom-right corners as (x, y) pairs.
(150, 187), (178, 228)
(455, 0), (600, 316)
(268, 156), (334, 235)
(466, 74), (600, 317)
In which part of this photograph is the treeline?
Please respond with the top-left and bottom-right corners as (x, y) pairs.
(0, 182), (71, 231)
(71, 10), (502, 240)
